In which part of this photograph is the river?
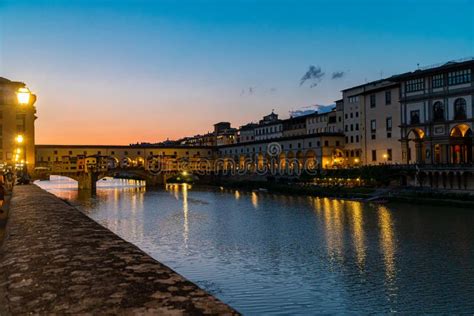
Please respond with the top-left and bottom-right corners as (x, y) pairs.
(36, 176), (474, 314)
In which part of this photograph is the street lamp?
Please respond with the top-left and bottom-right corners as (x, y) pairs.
(15, 135), (24, 144)
(16, 87), (31, 105)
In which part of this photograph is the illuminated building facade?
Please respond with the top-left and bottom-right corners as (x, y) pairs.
(0, 77), (37, 173)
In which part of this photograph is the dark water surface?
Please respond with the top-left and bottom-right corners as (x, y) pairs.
(36, 176), (474, 314)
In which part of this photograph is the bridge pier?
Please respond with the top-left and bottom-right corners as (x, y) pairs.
(77, 172), (99, 192)
(145, 173), (166, 187)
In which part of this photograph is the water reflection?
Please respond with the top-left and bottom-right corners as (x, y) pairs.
(378, 205), (398, 308)
(350, 201), (366, 271)
(323, 198), (345, 264)
(251, 192), (258, 208)
(36, 178), (474, 314)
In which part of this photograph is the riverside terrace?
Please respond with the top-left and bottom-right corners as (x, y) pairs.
(0, 185), (238, 314)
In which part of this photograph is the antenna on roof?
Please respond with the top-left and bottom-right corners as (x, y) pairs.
(379, 70), (384, 79)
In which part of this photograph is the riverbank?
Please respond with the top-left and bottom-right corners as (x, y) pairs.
(0, 185), (238, 315)
(210, 179), (474, 208)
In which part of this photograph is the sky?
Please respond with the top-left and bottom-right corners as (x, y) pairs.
(1, 0), (473, 145)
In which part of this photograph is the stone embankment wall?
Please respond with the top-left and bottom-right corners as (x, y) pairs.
(0, 185), (237, 315)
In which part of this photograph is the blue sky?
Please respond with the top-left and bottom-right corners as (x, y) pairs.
(1, 0), (473, 144)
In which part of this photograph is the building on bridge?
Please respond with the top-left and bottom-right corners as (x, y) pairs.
(0, 77), (37, 174)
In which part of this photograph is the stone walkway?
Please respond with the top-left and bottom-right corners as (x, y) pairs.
(0, 185), (238, 315)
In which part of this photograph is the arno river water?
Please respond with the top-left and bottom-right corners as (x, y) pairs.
(36, 176), (474, 314)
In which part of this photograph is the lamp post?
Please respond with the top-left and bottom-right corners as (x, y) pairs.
(15, 87), (31, 177)
(16, 87), (31, 106)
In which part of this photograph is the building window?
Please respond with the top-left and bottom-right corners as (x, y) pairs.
(370, 94), (376, 108)
(372, 150), (377, 162)
(356, 135), (359, 142)
(350, 124), (354, 131)
(410, 110), (420, 124)
(371, 134), (376, 140)
(385, 91), (391, 105)
(350, 136), (354, 143)
(432, 74), (444, 88)
(355, 112), (359, 118)
(406, 78), (424, 92)
(355, 123), (359, 131)
(448, 69), (471, 86)
(345, 125), (348, 132)
(386, 117), (392, 131)
(336, 141), (340, 146)
(324, 140), (329, 146)
(387, 132), (392, 138)
(454, 98), (467, 120)
(433, 101), (445, 122)
(387, 149), (392, 161)
(370, 119), (376, 132)
(348, 96), (359, 103)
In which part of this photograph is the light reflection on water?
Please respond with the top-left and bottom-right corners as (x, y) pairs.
(36, 176), (474, 314)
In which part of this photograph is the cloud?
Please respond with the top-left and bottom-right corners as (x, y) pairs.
(289, 103), (335, 117)
(331, 71), (345, 79)
(240, 86), (256, 96)
(300, 65), (325, 87)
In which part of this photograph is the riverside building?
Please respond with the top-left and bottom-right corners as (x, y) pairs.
(394, 59), (473, 164)
(0, 77), (36, 173)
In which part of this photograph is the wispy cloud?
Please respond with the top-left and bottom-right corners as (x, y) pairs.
(240, 86), (256, 96)
(300, 65), (325, 87)
(290, 103), (335, 117)
(331, 71), (345, 79)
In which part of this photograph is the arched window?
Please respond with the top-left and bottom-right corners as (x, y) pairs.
(433, 101), (445, 122)
(454, 98), (467, 120)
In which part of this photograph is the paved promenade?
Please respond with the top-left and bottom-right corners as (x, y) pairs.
(0, 185), (237, 315)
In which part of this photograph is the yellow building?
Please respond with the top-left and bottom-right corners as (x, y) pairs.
(0, 77), (37, 174)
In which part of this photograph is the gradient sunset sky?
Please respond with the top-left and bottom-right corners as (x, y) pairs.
(1, 0), (473, 145)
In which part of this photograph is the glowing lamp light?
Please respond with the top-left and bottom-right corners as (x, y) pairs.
(17, 87), (31, 105)
(16, 148), (22, 154)
(182, 171), (188, 176)
(383, 154), (388, 159)
(354, 158), (360, 163)
(16, 135), (24, 144)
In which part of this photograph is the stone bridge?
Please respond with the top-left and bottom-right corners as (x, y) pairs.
(34, 145), (216, 192)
